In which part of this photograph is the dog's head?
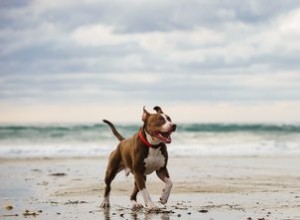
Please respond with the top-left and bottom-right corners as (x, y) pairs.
(142, 106), (176, 144)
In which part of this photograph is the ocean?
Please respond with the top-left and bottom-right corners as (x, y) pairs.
(0, 123), (300, 158)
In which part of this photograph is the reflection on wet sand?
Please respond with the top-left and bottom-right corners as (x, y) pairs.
(101, 207), (172, 220)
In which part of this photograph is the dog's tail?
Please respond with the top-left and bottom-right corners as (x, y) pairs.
(103, 119), (125, 141)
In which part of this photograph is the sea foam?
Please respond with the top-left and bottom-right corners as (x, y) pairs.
(1, 123), (300, 158)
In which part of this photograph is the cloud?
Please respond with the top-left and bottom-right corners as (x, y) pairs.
(1, 72), (299, 107)
(1, 0), (300, 122)
(66, 5), (300, 73)
(71, 24), (129, 46)
(71, 23), (225, 60)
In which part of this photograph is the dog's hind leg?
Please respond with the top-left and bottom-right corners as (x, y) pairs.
(100, 149), (123, 208)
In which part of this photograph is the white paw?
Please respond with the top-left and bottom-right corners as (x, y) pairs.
(100, 201), (110, 208)
(146, 202), (160, 211)
(160, 191), (170, 204)
(131, 200), (143, 209)
(159, 196), (167, 204)
(100, 197), (110, 208)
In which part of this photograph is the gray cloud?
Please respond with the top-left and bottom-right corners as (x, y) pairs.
(1, 0), (300, 108)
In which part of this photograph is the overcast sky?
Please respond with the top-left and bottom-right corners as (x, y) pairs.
(1, 0), (300, 123)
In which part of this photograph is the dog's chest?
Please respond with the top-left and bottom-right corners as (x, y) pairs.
(144, 148), (165, 175)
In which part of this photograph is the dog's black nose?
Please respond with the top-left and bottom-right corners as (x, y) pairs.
(172, 124), (177, 132)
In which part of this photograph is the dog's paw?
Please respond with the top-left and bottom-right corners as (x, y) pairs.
(159, 192), (170, 204)
(100, 198), (110, 208)
(100, 201), (110, 208)
(131, 200), (143, 209)
(159, 196), (168, 205)
(146, 202), (160, 211)
(100, 202), (110, 208)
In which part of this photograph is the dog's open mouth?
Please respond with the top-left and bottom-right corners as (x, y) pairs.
(154, 131), (172, 144)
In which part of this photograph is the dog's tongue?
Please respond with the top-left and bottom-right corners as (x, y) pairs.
(157, 132), (172, 144)
(165, 136), (171, 143)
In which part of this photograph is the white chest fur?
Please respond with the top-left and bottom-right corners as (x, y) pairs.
(144, 148), (165, 175)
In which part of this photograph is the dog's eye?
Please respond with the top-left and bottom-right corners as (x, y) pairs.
(157, 116), (165, 124)
(166, 116), (171, 122)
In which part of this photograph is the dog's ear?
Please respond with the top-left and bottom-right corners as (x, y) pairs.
(153, 106), (164, 114)
(142, 106), (150, 121)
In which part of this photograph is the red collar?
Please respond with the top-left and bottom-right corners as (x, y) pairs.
(138, 130), (160, 148)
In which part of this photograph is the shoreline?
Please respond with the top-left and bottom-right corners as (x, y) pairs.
(2, 154), (300, 160)
(1, 156), (300, 219)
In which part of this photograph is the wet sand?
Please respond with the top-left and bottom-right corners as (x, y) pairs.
(1, 156), (300, 219)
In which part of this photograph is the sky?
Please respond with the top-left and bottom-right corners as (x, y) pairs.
(1, 0), (300, 123)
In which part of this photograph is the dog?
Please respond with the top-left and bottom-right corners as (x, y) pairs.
(100, 106), (176, 210)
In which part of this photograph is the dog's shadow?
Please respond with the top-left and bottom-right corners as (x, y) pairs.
(101, 207), (170, 220)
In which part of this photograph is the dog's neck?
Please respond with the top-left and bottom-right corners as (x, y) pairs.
(138, 128), (162, 149)
(144, 130), (160, 146)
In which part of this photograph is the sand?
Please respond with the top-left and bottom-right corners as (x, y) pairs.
(1, 156), (300, 220)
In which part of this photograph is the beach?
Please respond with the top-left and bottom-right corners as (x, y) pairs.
(1, 156), (300, 220)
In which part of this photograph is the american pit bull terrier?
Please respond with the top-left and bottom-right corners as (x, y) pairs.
(100, 106), (176, 210)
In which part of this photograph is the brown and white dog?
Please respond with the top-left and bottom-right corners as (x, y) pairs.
(100, 106), (176, 210)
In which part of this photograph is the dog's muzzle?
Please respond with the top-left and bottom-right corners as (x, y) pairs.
(172, 124), (177, 132)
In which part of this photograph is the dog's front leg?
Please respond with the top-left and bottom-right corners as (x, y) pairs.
(134, 173), (159, 210)
(130, 182), (143, 209)
(156, 168), (173, 204)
